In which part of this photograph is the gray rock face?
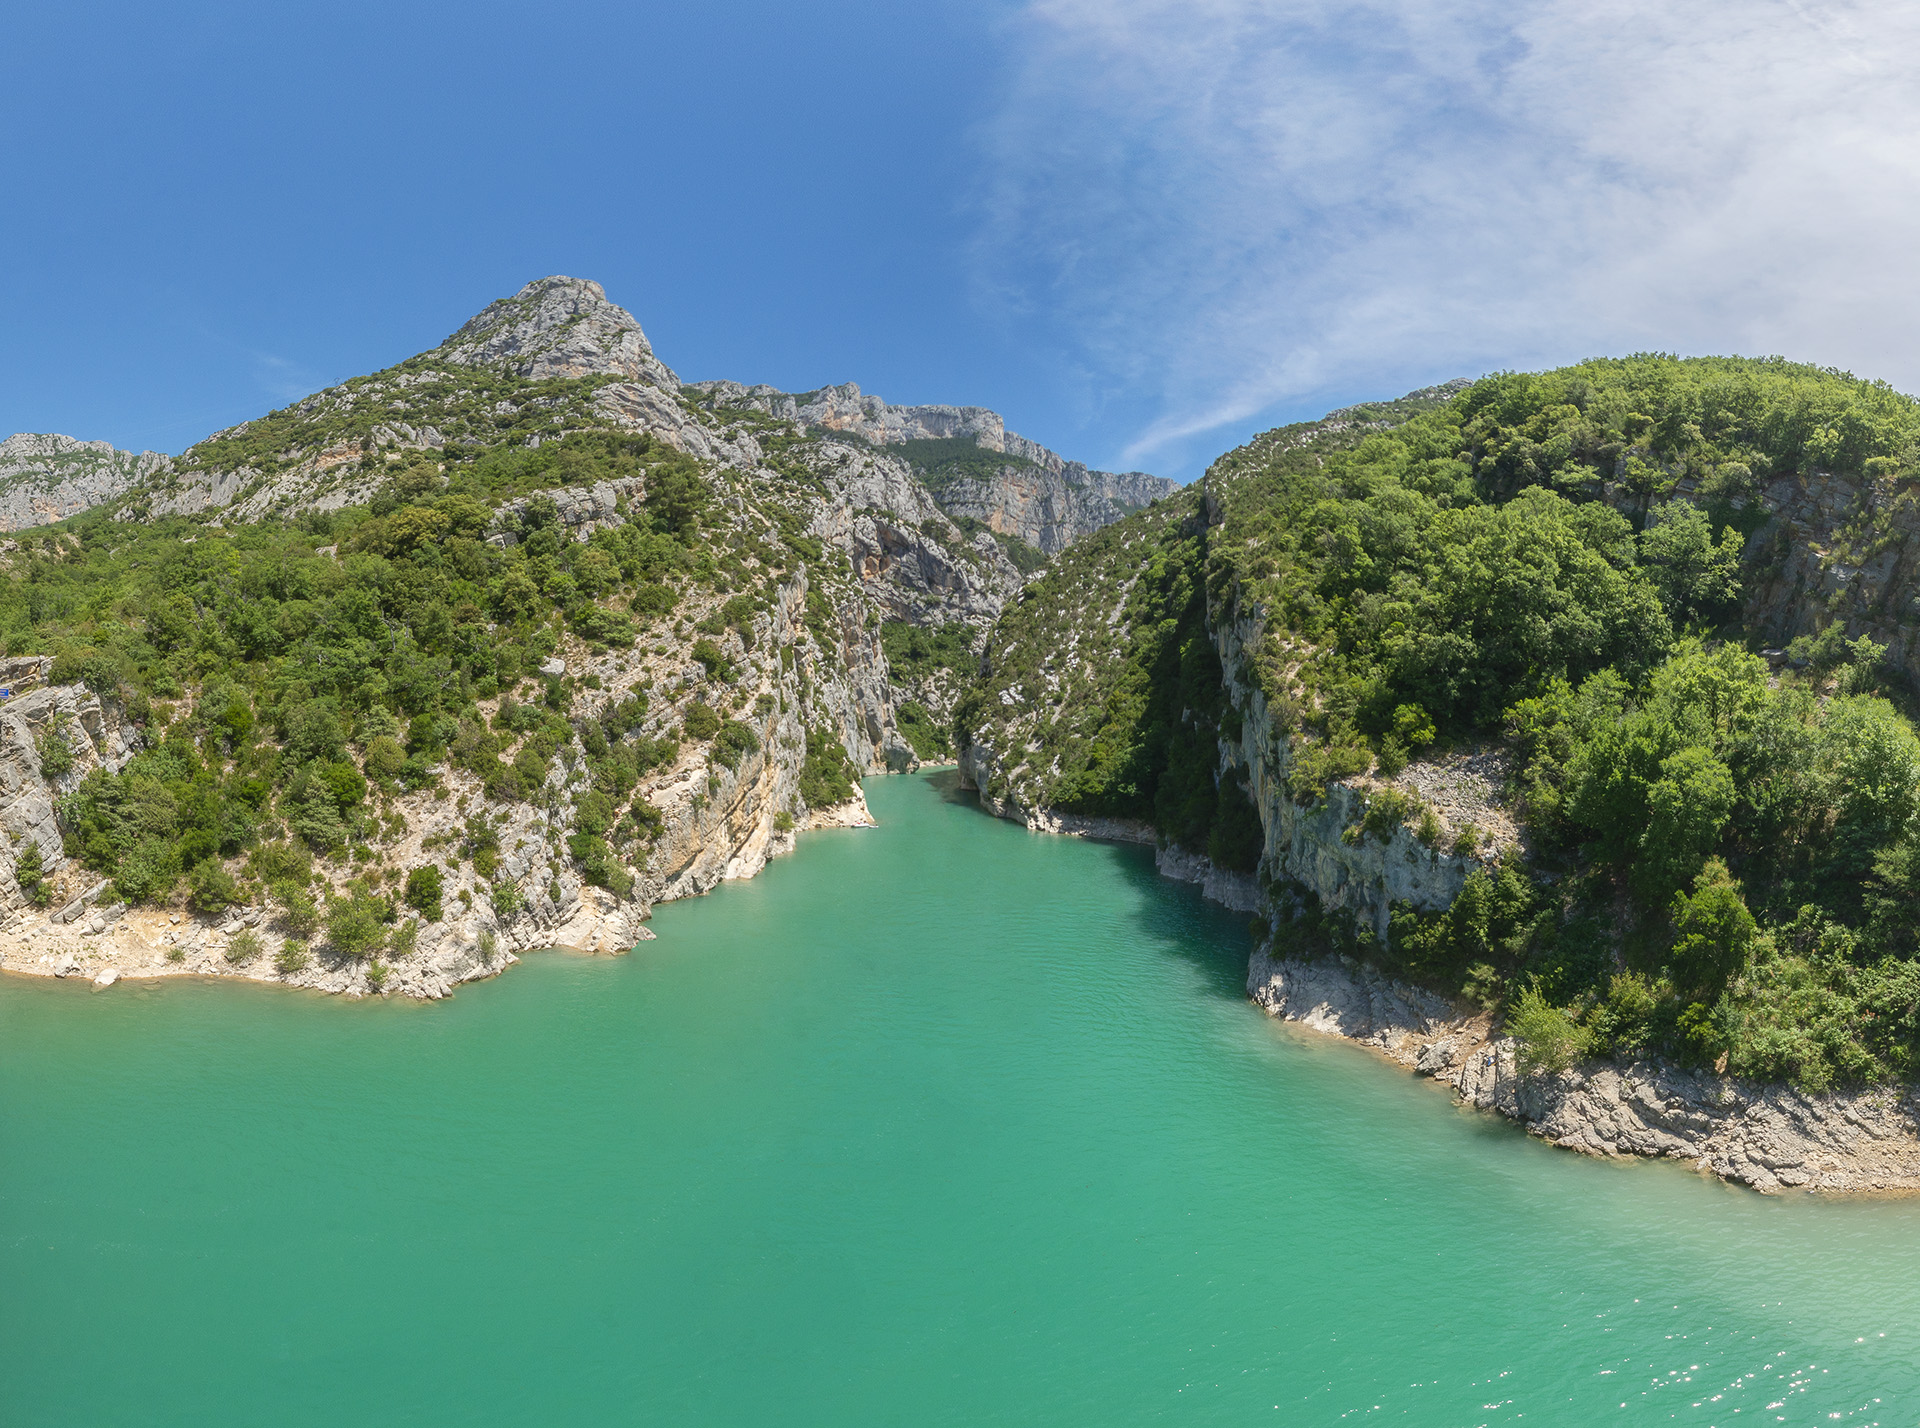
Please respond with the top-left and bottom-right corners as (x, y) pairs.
(1212, 606), (1485, 942)
(1248, 948), (1920, 1194)
(693, 379), (1021, 450)
(690, 379), (1179, 554)
(0, 677), (142, 919)
(489, 477), (644, 547)
(438, 275), (681, 390)
(933, 461), (1180, 555)
(0, 433), (168, 532)
(813, 443), (1024, 628)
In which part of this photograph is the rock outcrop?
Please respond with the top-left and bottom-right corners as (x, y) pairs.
(690, 379), (1178, 554)
(438, 275), (681, 390)
(931, 460), (1179, 556)
(0, 433), (168, 532)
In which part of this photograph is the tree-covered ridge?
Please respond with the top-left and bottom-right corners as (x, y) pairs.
(4, 416), (850, 942)
(1231, 357), (1920, 1088)
(954, 489), (1261, 869)
(890, 436), (1039, 494)
(969, 355), (1920, 1090)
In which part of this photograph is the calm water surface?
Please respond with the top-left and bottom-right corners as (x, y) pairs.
(4, 772), (1917, 1426)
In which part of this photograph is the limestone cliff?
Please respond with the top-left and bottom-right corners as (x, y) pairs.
(1735, 467), (1920, 674)
(954, 480), (1498, 944)
(0, 434), (168, 532)
(689, 379), (1178, 555)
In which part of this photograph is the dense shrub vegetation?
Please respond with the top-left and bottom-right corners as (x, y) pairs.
(8, 433), (746, 927)
(956, 493), (1260, 870)
(892, 437), (1040, 500)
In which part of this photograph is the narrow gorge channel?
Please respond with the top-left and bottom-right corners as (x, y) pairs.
(3, 773), (1915, 1427)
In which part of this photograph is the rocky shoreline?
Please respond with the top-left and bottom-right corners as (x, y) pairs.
(1248, 946), (1920, 1195)
(928, 762), (1920, 1196)
(0, 785), (878, 1002)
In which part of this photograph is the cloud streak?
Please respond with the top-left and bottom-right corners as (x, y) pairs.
(976, 0), (1920, 471)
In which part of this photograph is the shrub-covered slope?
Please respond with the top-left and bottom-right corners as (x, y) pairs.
(962, 357), (1920, 1092)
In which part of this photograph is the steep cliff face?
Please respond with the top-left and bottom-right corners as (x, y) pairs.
(0, 434), (169, 532)
(689, 379), (1178, 555)
(953, 468), (1497, 945)
(1208, 607), (1489, 941)
(930, 461), (1179, 556)
(1737, 467), (1920, 672)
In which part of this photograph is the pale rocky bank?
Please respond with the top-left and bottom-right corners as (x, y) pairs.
(1248, 948), (1920, 1194)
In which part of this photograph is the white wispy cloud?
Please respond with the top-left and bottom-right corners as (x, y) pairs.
(976, 0), (1920, 471)
(251, 351), (323, 403)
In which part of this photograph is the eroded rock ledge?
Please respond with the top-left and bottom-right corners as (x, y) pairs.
(1248, 947), (1920, 1195)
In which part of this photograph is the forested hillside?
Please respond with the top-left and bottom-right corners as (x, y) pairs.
(0, 276), (1153, 997)
(962, 357), (1920, 1091)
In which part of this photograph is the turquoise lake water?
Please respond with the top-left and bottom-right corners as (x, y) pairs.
(3, 771), (1918, 1426)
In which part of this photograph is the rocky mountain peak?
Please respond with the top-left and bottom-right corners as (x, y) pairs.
(1, 432), (145, 464)
(0, 433), (169, 532)
(436, 275), (680, 389)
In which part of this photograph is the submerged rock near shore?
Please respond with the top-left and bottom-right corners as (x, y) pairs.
(1248, 947), (1920, 1194)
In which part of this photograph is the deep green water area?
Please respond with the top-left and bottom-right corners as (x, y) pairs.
(4, 772), (1918, 1426)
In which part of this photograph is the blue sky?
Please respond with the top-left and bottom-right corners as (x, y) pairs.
(5, 0), (1918, 481)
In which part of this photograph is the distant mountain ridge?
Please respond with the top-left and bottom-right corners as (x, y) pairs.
(690, 378), (1178, 554)
(0, 277), (1170, 555)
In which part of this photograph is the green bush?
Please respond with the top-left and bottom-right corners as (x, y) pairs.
(35, 720), (74, 777)
(1667, 859), (1758, 997)
(275, 885), (321, 936)
(1508, 985), (1593, 1075)
(187, 859), (243, 913)
(12, 839), (47, 907)
(690, 639), (731, 681)
(682, 701), (721, 742)
(567, 831), (632, 896)
(880, 621), (975, 686)
(798, 728), (856, 809)
(893, 701), (948, 761)
(710, 720), (760, 770)
(405, 864), (444, 922)
(325, 889), (388, 960)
